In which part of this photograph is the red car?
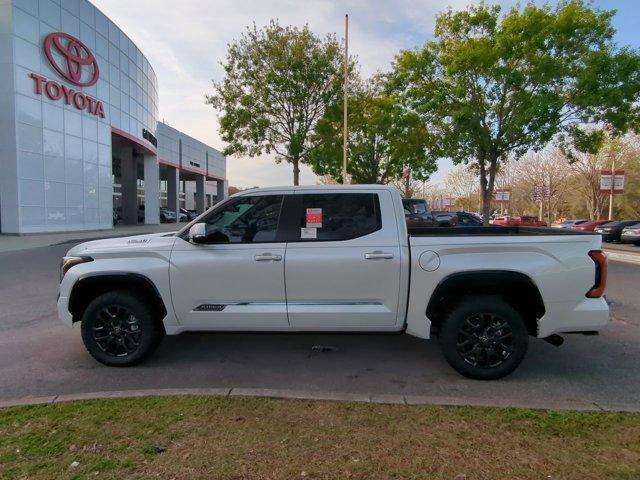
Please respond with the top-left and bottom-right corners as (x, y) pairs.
(572, 220), (611, 232)
(491, 215), (547, 227)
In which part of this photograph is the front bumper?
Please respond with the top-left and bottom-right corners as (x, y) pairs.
(57, 294), (74, 326)
(621, 233), (640, 244)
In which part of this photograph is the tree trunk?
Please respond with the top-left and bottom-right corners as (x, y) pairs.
(479, 156), (498, 226)
(403, 166), (411, 198)
(292, 158), (300, 186)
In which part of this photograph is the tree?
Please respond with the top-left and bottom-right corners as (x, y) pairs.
(444, 165), (479, 211)
(308, 79), (437, 185)
(512, 151), (572, 223)
(388, 1), (640, 224)
(569, 134), (640, 220)
(207, 21), (346, 185)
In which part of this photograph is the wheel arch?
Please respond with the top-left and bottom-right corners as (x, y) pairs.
(68, 272), (167, 324)
(426, 270), (545, 336)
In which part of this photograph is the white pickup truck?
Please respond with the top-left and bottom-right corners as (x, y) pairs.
(57, 185), (609, 379)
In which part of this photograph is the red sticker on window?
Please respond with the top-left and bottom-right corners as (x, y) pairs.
(306, 208), (322, 228)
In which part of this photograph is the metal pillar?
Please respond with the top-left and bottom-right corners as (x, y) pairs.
(167, 166), (180, 219)
(216, 179), (227, 203)
(120, 147), (138, 225)
(195, 175), (205, 214)
(143, 155), (160, 225)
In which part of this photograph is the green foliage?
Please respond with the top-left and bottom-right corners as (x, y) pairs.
(206, 21), (347, 184)
(388, 0), (640, 219)
(309, 79), (437, 184)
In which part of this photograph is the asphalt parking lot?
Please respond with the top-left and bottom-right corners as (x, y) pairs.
(1, 241), (640, 410)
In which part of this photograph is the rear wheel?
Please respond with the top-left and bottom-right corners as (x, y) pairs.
(438, 295), (528, 380)
(80, 290), (164, 367)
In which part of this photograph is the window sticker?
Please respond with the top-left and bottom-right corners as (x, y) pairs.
(306, 208), (322, 228)
(300, 227), (317, 239)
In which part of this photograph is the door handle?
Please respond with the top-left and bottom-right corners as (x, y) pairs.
(364, 251), (394, 260)
(254, 253), (282, 262)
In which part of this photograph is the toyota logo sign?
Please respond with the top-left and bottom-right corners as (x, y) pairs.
(29, 32), (105, 118)
(43, 32), (99, 87)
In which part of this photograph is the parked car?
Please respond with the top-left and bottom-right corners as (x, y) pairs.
(572, 220), (611, 232)
(58, 185), (609, 380)
(431, 211), (458, 227)
(159, 208), (177, 223)
(620, 223), (640, 246)
(180, 208), (198, 221)
(552, 219), (588, 229)
(403, 199), (436, 227)
(491, 216), (547, 227)
(454, 212), (483, 226)
(595, 220), (640, 242)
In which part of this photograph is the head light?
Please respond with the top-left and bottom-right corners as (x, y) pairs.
(59, 256), (93, 282)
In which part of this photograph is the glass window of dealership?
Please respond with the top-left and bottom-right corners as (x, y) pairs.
(0, 0), (227, 234)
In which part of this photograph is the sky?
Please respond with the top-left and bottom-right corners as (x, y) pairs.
(90, 0), (640, 189)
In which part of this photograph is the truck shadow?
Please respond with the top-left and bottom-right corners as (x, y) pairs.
(138, 330), (631, 404)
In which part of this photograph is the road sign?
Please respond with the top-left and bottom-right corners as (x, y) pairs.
(599, 170), (625, 194)
(495, 189), (511, 202)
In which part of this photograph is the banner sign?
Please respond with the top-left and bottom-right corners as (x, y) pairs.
(495, 189), (511, 202)
(599, 170), (625, 194)
(532, 185), (551, 202)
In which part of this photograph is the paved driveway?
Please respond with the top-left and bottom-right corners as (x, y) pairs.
(1, 241), (639, 410)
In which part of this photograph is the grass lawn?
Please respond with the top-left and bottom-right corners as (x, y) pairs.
(1, 396), (639, 480)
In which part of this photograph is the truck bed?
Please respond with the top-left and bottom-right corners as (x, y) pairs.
(408, 226), (592, 236)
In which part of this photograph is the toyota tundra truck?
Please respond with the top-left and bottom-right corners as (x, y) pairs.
(57, 185), (609, 379)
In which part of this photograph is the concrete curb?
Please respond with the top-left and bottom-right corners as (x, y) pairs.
(605, 251), (640, 266)
(1, 387), (639, 413)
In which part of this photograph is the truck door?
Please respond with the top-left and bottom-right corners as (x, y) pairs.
(170, 194), (289, 329)
(284, 191), (403, 329)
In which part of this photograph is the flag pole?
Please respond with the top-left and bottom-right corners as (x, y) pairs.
(342, 14), (349, 184)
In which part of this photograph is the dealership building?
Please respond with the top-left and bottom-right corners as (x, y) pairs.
(0, 0), (227, 234)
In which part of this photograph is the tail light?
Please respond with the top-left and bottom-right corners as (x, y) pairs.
(586, 250), (608, 298)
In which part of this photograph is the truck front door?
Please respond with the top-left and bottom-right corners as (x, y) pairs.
(170, 194), (289, 329)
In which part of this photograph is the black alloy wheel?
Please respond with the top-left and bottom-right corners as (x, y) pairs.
(438, 295), (528, 380)
(456, 312), (514, 368)
(92, 304), (142, 357)
(80, 290), (164, 367)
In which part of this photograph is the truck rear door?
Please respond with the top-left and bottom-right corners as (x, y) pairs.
(284, 190), (404, 329)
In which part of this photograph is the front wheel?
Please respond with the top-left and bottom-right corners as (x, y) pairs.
(438, 295), (528, 380)
(80, 290), (164, 367)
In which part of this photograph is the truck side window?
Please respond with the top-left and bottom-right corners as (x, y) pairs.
(297, 193), (382, 241)
(203, 195), (283, 243)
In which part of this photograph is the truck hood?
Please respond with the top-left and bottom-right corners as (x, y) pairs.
(66, 232), (178, 256)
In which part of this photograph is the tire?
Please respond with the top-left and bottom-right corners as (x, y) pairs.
(80, 290), (164, 367)
(438, 295), (528, 380)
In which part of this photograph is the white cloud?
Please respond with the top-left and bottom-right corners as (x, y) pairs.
(91, 0), (513, 188)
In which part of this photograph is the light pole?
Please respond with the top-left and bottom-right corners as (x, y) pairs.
(608, 158), (615, 221)
(342, 14), (349, 184)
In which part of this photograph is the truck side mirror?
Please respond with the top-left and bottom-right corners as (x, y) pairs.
(189, 223), (207, 244)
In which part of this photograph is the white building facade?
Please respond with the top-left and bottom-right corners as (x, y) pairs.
(0, 0), (226, 234)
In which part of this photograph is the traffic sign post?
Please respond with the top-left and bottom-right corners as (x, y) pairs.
(494, 189), (511, 214)
(533, 185), (552, 221)
(600, 168), (625, 220)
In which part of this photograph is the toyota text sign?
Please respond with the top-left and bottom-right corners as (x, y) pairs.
(29, 32), (105, 118)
